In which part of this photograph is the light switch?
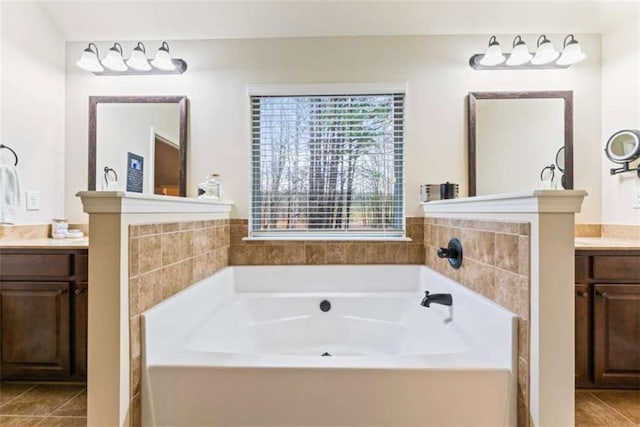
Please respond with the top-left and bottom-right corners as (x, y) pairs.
(26, 191), (40, 211)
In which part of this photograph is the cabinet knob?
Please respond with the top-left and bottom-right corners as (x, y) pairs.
(57, 289), (68, 296)
(577, 291), (588, 298)
(75, 288), (86, 295)
(596, 290), (608, 297)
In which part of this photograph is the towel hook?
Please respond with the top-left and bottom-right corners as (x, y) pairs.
(0, 144), (18, 166)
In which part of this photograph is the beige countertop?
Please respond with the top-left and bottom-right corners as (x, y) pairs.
(575, 237), (640, 251)
(0, 237), (89, 249)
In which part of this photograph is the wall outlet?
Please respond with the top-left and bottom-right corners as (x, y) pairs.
(634, 180), (640, 209)
(26, 191), (40, 211)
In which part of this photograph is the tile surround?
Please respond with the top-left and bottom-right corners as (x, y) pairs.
(424, 216), (531, 427)
(0, 223), (88, 240)
(128, 219), (230, 426)
(229, 217), (425, 265)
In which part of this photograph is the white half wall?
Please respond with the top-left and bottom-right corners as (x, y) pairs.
(64, 34), (602, 224)
(1, 1), (65, 224)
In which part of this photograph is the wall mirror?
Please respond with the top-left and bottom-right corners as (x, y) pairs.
(88, 96), (187, 196)
(467, 91), (573, 196)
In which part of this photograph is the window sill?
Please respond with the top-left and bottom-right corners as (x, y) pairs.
(242, 236), (413, 242)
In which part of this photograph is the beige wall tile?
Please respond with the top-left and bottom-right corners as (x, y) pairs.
(494, 269), (521, 315)
(306, 244), (326, 265)
(178, 259), (193, 290)
(326, 244), (347, 264)
(192, 229), (209, 256)
(161, 223), (179, 233)
(129, 238), (139, 278)
(161, 233), (180, 266)
(495, 233), (520, 274)
(192, 254), (208, 281)
(129, 278), (139, 317)
(246, 245), (266, 265)
(138, 235), (161, 274)
(229, 246), (247, 265)
(346, 243), (367, 264)
(575, 223), (602, 237)
(179, 231), (193, 260)
(139, 224), (161, 236)
(161, 264), (181, 299)
(386, 244), (408, 264)
(518, 236), (530, 277)
(407, 244), (424, 264)
(129, 316), (141, 359)
(130, 355), (141, 397)
(137, 270), (163, 312)
(284, 244), (305, 264)
(365, 244), (386, 264)
(266, 245), (285, 265)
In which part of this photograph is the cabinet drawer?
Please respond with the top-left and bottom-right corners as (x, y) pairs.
(75, 254), (88, 281)
(0, 254), (73, 278)
(593, 256), (640, 280)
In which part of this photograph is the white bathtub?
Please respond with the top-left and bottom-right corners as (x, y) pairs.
(142, 265), (517, 426)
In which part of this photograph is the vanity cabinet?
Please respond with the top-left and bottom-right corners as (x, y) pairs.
(575, 251), (640, 389)
(0, 249), (88, 381)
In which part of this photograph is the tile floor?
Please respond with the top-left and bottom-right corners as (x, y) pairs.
(0, 383), (86, 426)
(576, 390), (640, 426)
(0, 382), (637, 426)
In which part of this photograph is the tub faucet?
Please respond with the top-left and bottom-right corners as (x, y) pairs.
(421, 290), (453, 308)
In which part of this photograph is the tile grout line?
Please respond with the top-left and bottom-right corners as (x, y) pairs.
(588, 392), (637, 424)
(0, 384), (37, 411)
(47, 387), (87, 417)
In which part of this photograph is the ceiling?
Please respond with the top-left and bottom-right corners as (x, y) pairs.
(38, 1), (636, 42)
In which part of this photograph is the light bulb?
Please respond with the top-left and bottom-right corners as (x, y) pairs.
(102, 43), (127, 72)
(506, 36), (532, 66)
(479, 36), (505, 66)
(76, 43), (103, 72)
(126, 42), (151, 71)
(150, 41), (176, 71)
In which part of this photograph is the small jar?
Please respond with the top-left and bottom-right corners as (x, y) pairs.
(51, 218), (69, 239)
(197, 174), (222, 200)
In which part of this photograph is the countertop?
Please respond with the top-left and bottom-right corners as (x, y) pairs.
(0, 238), (89, 249)
(575, 237), (640, 251)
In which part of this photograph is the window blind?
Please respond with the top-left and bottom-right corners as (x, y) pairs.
(250, 93), (405, 239)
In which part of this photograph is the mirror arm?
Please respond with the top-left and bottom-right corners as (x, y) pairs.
(609, 162), (640, 178)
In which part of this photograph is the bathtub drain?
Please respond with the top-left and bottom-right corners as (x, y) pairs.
(321, 352), (331, 357)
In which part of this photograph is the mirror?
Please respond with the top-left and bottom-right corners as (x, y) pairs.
(88, 96), (187, 196)
(467, 91), (573, 196)
(605, 130), (640, 163)
(555, 146), (565, 172)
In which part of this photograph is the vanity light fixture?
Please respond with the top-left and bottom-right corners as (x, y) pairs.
(505, 36), (532, 66)
(531, 35), (559, 65)
(150, 42), (176, 71)
(76, 43), (104, 72)
(469, 34), (585, 70)
(126, 42), (152, 71)
(478, 36), (506, 66)
(556, 34), (586, 66)
(76, 41), (187, 76)
(102, 43), (127, 72)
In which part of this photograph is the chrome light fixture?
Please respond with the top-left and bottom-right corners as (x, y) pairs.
(102, 43), (127, 72)
(151, 42), (176, 71)
(557, 34), (586, 66)
(126, 42), (152, 71)
(76, 41), (187, 76)
(506, 36), (532, 66)
(531, 35), (559, 65)
(478, 36), (506, 66)
(76, 43), (104, 72)
(470, 34), (585, 70)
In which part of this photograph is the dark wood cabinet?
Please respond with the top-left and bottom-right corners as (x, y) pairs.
(575, 250), (640, 389)
(0, 248), (88, 381)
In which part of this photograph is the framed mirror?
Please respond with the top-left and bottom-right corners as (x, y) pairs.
(467, 91), (573, 196)
(88, 95), (187, 196)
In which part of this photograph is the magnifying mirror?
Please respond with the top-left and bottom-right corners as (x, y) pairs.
(605, 130), (640, 164)
(604, 129), (640, 177)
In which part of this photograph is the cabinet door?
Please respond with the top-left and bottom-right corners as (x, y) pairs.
(575, 283), (591, 387)
(74, 282), (88, 379)
(594, 284), (640, 387)
(0, 282), (71, 379)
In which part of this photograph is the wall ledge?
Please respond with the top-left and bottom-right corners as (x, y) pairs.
(76, 191), (233, 214)
(422, 190), (588, 214)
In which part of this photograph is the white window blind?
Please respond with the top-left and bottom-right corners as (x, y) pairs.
(250, 92), (405, 239)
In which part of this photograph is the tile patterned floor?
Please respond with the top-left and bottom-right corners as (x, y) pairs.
(0, 382), (637, 426)
(576, 389), (640, 426)
(0, 383), (86, 426)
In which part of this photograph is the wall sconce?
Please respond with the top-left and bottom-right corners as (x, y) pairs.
(76, 41), (187, 75)
(470, 34), (586, 70)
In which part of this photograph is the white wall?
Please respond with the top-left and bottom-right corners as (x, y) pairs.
(601, 6), (640, 226)
(1, 1), (65, 224)
(65, 35), (602, 223)
(96, 103), (179, 193)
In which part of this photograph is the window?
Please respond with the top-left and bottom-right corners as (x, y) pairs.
(250, 88), (405, 240)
